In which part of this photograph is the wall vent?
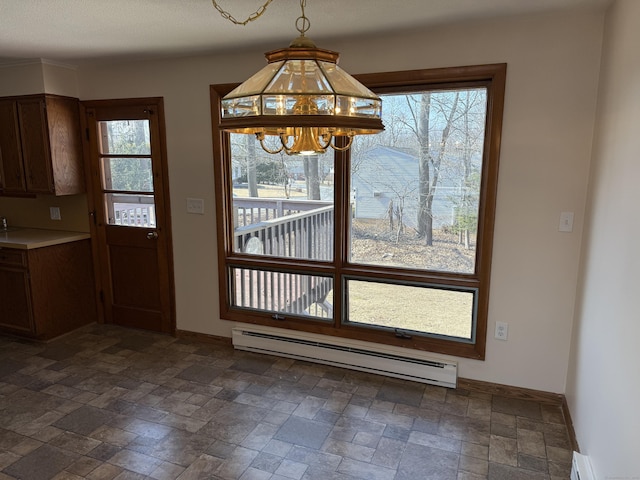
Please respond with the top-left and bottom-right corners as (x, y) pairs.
(571, 452), (595, 480)
(232, 326), (457, 388)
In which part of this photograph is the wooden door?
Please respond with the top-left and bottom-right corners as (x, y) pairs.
(82, 98), (175, 334)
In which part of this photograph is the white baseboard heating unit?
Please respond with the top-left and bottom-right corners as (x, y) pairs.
(232, 326), (458, 388)
(571, 452), (595, 480)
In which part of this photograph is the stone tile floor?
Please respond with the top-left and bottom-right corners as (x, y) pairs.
(0, 325), (573, 479)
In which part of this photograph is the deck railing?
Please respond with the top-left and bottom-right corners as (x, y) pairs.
(234, 197), (332, 228)
(234, 203), (334, 260)
(232, 198), (334, 317)
(110, 195), (156, 227)
(233, 267), (333, 318)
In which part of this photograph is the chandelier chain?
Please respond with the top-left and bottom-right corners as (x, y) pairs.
(295, 0), (311, 36)
(211, 0), (274, 26)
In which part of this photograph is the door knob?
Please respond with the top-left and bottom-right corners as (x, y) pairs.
(146, 231), (158, 240)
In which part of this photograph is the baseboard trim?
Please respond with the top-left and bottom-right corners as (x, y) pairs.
(0, 322), (98, 344)
(459, 377), (579, 452)
(562, 395), (580, 452)
(457, 377), (564, 405)
(175, 329), (232, 345)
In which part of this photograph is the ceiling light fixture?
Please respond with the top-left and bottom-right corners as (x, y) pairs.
(213, 0), (384, 156)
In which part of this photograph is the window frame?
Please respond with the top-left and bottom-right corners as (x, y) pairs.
(211, 63), (506, 360)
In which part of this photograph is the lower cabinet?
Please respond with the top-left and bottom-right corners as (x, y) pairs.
(0, 240), (96, 340)
(0, 250), (33, 334)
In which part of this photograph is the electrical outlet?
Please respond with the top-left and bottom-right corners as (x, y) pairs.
(50, 206), (61, 220)
(495, 321), (508, 341)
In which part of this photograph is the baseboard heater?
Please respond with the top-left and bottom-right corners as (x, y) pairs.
(571, 452), (595, 480)
(232, 326), (458, 388)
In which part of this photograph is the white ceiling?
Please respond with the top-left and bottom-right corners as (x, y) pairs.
(0, 0), (611, 66)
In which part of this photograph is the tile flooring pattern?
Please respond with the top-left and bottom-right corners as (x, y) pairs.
(0, 325), (573, 480)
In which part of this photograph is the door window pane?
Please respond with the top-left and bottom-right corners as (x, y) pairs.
(101, 157), (154, 192)
(105, 193), (156, 227)
(349, 89), (487, 274)
(231, 267), (333, 320)
(98, 119), (155, 227)
(345, 279), (475, 340)
(230, 133), (334, 261)
(99, 120), (151, 155)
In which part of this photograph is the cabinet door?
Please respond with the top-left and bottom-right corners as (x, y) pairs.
(0, 100), (27, 193)
(43, 96), (84, 195)
(0, 267), (34, 334)
(18, 98), (54, 194)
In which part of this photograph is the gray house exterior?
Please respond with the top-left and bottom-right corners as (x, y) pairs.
(351, 146), (463, 230)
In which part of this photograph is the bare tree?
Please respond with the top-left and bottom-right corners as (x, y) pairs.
(391, 191), (410, 244)
(447, 90), (486, 249)
(304, 155), (321, 200)
(246, 135), (258, 197)
(386, 199), (394, 232)
(403, 92), (460, 246)
(280, 155), (292, 199)
(459, 91), (482, 249)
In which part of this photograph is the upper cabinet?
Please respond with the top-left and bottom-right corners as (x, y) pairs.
(0, 94), (85, 196)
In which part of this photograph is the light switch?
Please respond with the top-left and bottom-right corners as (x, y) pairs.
(186, 198), (205, 215)
(559, 211), (574, 232)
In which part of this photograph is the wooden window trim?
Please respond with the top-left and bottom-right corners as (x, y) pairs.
(211, 63), (506, 360)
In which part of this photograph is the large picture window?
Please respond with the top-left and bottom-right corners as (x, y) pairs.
(211, 64), (506, 359)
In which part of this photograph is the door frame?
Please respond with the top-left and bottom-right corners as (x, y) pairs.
(80, 97), (176, 334)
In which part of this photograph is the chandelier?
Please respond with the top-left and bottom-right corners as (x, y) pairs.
(213, 0), (384, 156)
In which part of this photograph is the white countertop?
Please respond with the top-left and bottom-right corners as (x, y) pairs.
(0, 228), (90, 250)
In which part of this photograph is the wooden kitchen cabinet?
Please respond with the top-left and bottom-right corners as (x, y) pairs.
(0, 249), (33, 334)
(0, 240), (96, 340)
(0, 94), (84, 196)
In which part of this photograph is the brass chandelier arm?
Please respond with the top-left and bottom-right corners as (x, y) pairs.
(329, 135), (355, 152)
(255, 130), (355, 156)
(256, 132), (285, 154)
(316, 133), (332, 150)
(211, 0), (275, 26)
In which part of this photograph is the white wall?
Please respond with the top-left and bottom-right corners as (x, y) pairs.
(0, 60), (78, 97)
(0, 61), (45, 95)
(566, 0), (640, 476)
(42, 61), (79, 98)
(73, 8), (604, 393)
